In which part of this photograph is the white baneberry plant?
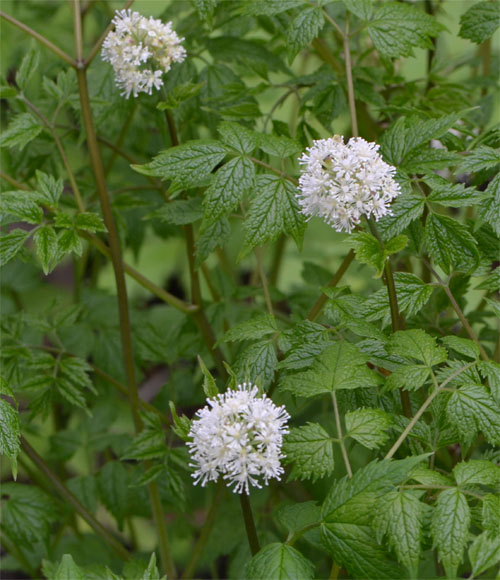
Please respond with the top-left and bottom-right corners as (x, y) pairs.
(1, 1), (498, 580)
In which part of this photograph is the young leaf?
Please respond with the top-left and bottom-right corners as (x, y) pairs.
(452, 460), (500, 487)
(142, 552), (166, 580)
(169, 401), (191, 441)
(74, 212), (107, 233)
(198, 355), (218, 398)
(16, 46), (40, 90)
(373, 491), (425, 579)
(34, 226), (59, 274)
(1, 191), (44, 224)
(0, 112), (43, 150)
(220, 313), (277, 343)
(203, 155), (255, 223)
(0, 395), (20, 478)
(345, 408), (392, 449)
(283, 423), (335, 482)
(0, 229), (30, 266)
(240, 175), (305, 259)
(246, 543), (315, 580)
(52, 554), (87, 580)
(459, 1), (500, 44)
(367, 2), (443, 58)
(431, 488), (470, 579)
(286, 7), (324, 62)
(280, 341), (380, 398)
(35, 170), (64, 205)
(446, 384), (500, 445)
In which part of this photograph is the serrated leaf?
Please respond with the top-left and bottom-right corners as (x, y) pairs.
(75, 212), (106, 233)
(446, 385), (500, 445)
(373, 491), (424, 579)
(280, 341), (380, 398)
(0, 397), (20, 478)
(388, 329), (447, 367)
(257, 133), (302, 158)
(0, 112), (43, 150)
(482, 494), (500, 534)
(432, 488), (470, 579)
(1, 191), (44, 224)
(469, 531), (500, 577)
(368, 3), (443, 58)
(459, 1), (500, 44)
(34, 226), (59, 274)
(425, 175), (486, 207)
(52, 554), (87, 580)
(218, 121), (259, 154)
(198, 355), (218, 398)
(195, 217), (230, 266)
(157, 82), (204, 110)
(169, 401), (191, 441)
(232, 339), (277, 388)
(453, 460), (500, 486)
(342, 0), (373, 20)
(240, 0), (303, 16)
(410, 465), (453, 487)
(425, 213), (479, 274)
(441, 336), (480, 360)
(0, 228), (30, 266)
(478, 360), (500, 403)
(246, 543), (315, 580)
(150, 198), (203, 225)
(191, 0), (218, 24)
(35, 171), (64, 205)
(221, 314), (277, 343)
(345, 408), (391, 449)
(403, 147), (461, 173)
(283, 423), (335, 482)
(134, 140), (228, 189)
(58, 229), (84, 257)
(377, 193), (425, 239)
(98, 461), (129, 529)
(240, 175), (305, 258)
(59, 357), (96, 393)
(66, 475), (98, 514)
(286, 7), (324, 62)
(1, 483), (57, 546)
(346, 232), (384, 275)
(459, 146), (500, 173)
(203, 156), (255, 223)
(143, 552), (166, 580)
(16, 47), (39, 90)
(386, 364), (430, 391)
(275, 501), (321, 535)
(478, 173), (500, 235)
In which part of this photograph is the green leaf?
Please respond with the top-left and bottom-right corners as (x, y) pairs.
(16, 46), (39, 90)
(286, 7), (324, 62)
(425, 175), (486, 207)
(459, 1), (500, 44)
(410, 465), (453, 487)
(0, 112), (43, 150)
(388, 329), (447, 367)
(203, 156), (255, 223)
(257, 133), (302, 158)
(191, 0), (218, 24)
(342, 0), (373, 20)
(169, 401), (191, 441)
(233, 339), (278, 388)
(478, 360), (500, 402)
(283, 423), (335, 482)
(74, 212), (107, 233)
(403, 147), (461, 173)
(478, 173), (500, 235)
(446, 385), (500, 445)
(393, 273), (435, 318)
(134, 140), (228, 189)
(1, 483), (57, 546)
(377, 193), (425, 239)
(34, 226), (59, 274)
(1, 191), (43, 224)
(0, 395), (20, 478)
(98, 461), (129, 529)
(157, 82), (204, 110)
(275, 501), (321, 535)
(66, 475), (98, 514)
(218, 121), (259, 154)
(52, 554), (86, 580)
(240, 175), (305, 258)
(373, 491), (424, 579)
(482, 494), (500, 534)
(240, 0), (303, 16)
(345, 408), (391, 449)
(198, 355), (218, 398)
(346, 232), (384, 276)
(35, 171), (64, 205)
(220, 314), (277, 343)
(368, 2), (443, 58)
(246, 543), (315, 580)
(150, 198), (203, 225)
(441, 336), (480, 360)
(425, 213), (479, 274)
(432, 488), (470, 579)
(469, 531), (500, 577)
(453, 460), (500, 486)
(59, 357), (96, 394)
(459, 146), (500, 173)
(58, 229), (84, 257)
(142, 552), (166, 580)
(280, 342), (380, 398)
(195, 217), (230, 266)
(386, 364), (430, 392)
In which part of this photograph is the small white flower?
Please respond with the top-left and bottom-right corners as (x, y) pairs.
(101, 9), (186, 99)
(187, 383), (290, 495)
(297, 136), (401, 233)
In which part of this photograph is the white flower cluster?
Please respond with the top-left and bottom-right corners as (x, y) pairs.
(102, 9), (186, 98)
(297, 136), (401, 233)
(187, 384), (290, 495)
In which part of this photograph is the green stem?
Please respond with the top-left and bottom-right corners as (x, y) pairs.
(0, 10), (77, 67)
(331, 391), (352, 478)
(239, 493), (261, 556)
(255, 247), (274, 316)
(385, 361), (476, 459)
(307, 250), (355, 321)
(21, 437), (131, 561)
(182, 480), (225, 579)
(73, 5), (174, 576)
(343, 14), (358, 138)
(329, 561), (341, 580)
(286, 521), (320, 546)
(0, 531), (39, 578)
(249, 156), (298, 185)
(269, 235), (286, 287)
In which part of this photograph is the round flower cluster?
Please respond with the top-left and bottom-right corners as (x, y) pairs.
(187, 383), (290, 495)
(102, 9), (186, 98)
(297, 136), (401, 233)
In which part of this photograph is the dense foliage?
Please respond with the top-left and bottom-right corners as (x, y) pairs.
(1, 1), (499, 579)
